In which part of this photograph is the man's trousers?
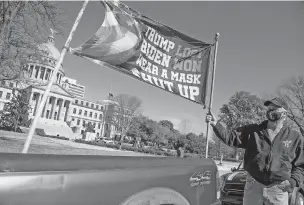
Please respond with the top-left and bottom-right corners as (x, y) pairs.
(243, 174), (289, 205)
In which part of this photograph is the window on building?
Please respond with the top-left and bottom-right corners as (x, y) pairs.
(86, 102), (89, 106)
(82, 120), (86, 126)
(91, 104), (94, 108)
(6, 93), (11, 100)
(99, 114), (102, 120)
(96, 105), (99, 109)
(105, 124), (108, 130)
(94, 113), (97, 119)
(0, 91), (3, 98)
(35, 66), (40, 78)
(89, 112), (92, 117)
(93, 122), (96, 128)
(81, 101), (84, 105)
(84, 111), (87, 116)
(45, 69), (51, 80)
(40, 67), (45, 80)
(9, 82), (13, 88)
(75, 100), (78, 104)
(1, 81), (6, 86)
(98, 123), (101, 129)
(73, 108), (76, 114)
(45, 110), (50, 119)
(57, 100), (60, 106)
(77, 119), (80, 125)
(78, 109), (82, 115)
(72, 118), (75, 121)
(29, 65), (34, 77)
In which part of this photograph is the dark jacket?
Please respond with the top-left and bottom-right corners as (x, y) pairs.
(213, 120), (304, 187)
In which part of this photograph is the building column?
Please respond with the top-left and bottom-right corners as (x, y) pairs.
(57, 99), (64, 121)
(30, 65), (35, 78)
(29, 91), (35, 114)
(29, 91), (34, 103)
(42, 68), (47, 80)
(64, 101), (70, 122)
(37, 67), (41, 79)
(33, 93), (40, 116)
(49, 97), (56, 119)
(41, 95), (49, 118)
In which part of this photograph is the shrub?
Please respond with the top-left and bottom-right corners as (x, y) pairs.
(37, 133), (69, 141)
(35, 128), (46, 136)
(45, 135), (69, 141)
(74, 139), (178, 157)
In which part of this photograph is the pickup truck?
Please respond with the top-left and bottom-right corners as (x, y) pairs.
(0, 153), (221, 205)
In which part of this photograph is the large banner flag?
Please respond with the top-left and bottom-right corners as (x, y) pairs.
(71, 0), (213, 106)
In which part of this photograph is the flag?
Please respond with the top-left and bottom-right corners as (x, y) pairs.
(71, 0), (213, 106)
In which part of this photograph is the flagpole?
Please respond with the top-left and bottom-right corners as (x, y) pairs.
(22, 0), (89, 154)
(205, 33), (220, 158)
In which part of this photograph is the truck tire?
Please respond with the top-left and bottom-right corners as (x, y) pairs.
(119, 188), (190, 205)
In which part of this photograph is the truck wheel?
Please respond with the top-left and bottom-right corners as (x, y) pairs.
(295, 191), (304, 205)
(120, 188), (190, 205)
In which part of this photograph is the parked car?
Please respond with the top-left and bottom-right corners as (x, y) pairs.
(96, 137), (115, 145)
(220, 161), (304, 205)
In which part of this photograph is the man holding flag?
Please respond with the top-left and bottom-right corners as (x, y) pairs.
(206, 97), (304, 205)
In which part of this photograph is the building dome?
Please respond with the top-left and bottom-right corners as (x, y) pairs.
(24, 33), (65, 86)
(38, 35), (61, 61)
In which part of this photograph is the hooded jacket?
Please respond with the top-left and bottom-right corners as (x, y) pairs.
(213, 120), (304, 188)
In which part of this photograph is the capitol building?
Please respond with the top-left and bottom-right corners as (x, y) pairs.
(0, 33), (120, 141)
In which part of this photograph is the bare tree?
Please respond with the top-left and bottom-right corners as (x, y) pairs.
(112, 94), (142, 145)
(179, 119), (192, 134)
(0, 1), (65, 82)
(277, 76), (304, 136)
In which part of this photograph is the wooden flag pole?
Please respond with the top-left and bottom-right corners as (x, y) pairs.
(22, 0), (89, 153)
(205, 33), (220, 158)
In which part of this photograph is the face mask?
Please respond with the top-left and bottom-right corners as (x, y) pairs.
(266, 109), (285, 122)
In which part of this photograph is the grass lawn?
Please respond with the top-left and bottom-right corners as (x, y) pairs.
(0, 130), (152, 156)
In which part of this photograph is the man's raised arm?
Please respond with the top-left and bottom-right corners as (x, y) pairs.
(206, 113), (249, 149)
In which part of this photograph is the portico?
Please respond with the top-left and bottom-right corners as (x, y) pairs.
(27, 85), (74, 122)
